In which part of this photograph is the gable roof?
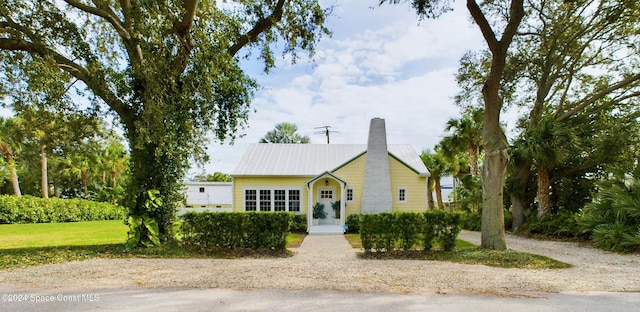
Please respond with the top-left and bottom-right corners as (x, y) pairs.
(232, 143), (429, 177)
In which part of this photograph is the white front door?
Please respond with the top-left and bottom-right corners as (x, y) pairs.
(318, 187), (335, 225)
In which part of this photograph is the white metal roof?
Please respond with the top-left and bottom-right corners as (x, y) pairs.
(388, 145), (430, 176)
(232, 144), (429, 177)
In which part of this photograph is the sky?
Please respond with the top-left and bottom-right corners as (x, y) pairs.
(197, 0), (487, 176)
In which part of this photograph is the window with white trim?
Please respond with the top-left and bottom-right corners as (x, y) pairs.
(244, 188), (302, 213)
(245, 190), (257, 211)
(259, 190), (271, 211)
(289, 190), (301, 212)
(274, 189), (286, 211)
(398, 188), (407, 203)
(346, 188), (354, 202)
(320, 189), (333, 199)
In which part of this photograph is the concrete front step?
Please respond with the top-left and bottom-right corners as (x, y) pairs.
(308, 225), (344, 235)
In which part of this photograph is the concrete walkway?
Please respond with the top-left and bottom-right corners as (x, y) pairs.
(290, 234), (357, 262)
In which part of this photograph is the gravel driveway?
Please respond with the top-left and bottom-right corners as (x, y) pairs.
(1, 231), (638, 295)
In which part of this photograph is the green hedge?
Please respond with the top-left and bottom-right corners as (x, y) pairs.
(0, 195), (126, 224)
(345, 214), (360, 233)
(360, 211), (462, 253)
(180, 212), (292, 251)
(290, 214), (307, 233)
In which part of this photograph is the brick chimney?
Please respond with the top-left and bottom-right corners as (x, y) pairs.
(360, 118), (393, 214)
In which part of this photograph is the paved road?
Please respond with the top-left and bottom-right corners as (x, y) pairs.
(2, 288), (639, 311)
(1, 234), (638, 311)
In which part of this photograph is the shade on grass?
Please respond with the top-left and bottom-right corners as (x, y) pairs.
(0, 220), (127, 249)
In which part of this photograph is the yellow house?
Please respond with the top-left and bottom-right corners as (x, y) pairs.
(232, 118), (430, 234)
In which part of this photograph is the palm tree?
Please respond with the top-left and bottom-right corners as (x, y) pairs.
(421, 150), (452, 209)
(519, 118), (576, 217)
(260, 122), (310, 144)
(100, 138), (128, 188)
(0, 117), (22, 196)
(440, 108), (483, 176)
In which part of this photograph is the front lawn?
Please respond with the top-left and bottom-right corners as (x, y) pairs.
(0, 220), (127, 249)
(0, 221), (306, 270)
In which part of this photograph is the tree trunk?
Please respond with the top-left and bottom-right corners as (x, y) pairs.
(468, 145), (479, 176)
(82, 170), (89, 198)
(127, 134), (183, 237)
(478, 41), (510, 251)
(427, 177), (435, 210)
(111, 172), (117, 188)
(7, 155), (21, 197)
(481, 149), (509, 250)
(479, 60), (509, 250)
(40, 144), (49, 199)
(435, 176), (444, 209)
(509, 160), (532, 230)
(468, 0), (523, 251)
(536, 167), (551, 217)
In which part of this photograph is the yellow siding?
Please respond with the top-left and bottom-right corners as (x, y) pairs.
(333, 154), (367, 218)
(233, 176), (310, 213)
(232, 153), (427, 215)
(389, 156), (428, 213)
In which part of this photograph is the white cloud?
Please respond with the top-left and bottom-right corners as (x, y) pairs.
(198, 1), (487, 176)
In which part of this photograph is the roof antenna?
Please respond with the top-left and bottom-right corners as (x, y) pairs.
(314, 126), (339, 144)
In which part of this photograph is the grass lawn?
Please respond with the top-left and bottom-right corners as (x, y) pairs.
(0, 220), (127, 249)
(286, 233), (306, 248)
(0, 221), (306, 270)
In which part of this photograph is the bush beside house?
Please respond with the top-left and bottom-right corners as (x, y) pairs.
(359, 211), (462, 253)
(180, 211), (292, 251)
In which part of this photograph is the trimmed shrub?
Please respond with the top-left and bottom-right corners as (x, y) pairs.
(0, 195), (126, 224)
(290, 214), (307, 233)
(345, 214), (360, 233)
(434, 211), (462, 252)
(395, 212), (421, 250)
(180, 212), (292, 251)
(360, 213), (396, 252)
(360, 211), (463, 253)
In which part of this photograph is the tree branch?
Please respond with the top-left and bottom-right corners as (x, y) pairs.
(228, 0), (286, 57)
(64, 0), (129, 40)
(64, 0), (144, 66)
(467, 0), (498, 54)
(550, 162), (598, 184)
(558, 73), (640, 121)
(171, 0), (198, 73)
(500, 0), (525, 52)
(0, 38), (134, 128)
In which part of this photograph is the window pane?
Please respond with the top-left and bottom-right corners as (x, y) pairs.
(245, 190), (257, 211)
(260, 190), (271, 211)
(274, 189), (286, 211)
(346, 188), (353, 202)
(320, 190), (333, 199)
(289, 190), (300, 212)
(399, 189), (406, 202)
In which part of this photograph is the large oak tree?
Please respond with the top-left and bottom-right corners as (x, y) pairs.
(0, 0), (330, 243)
(382, 0), (524, 250)
(457, 0), (640, 229)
